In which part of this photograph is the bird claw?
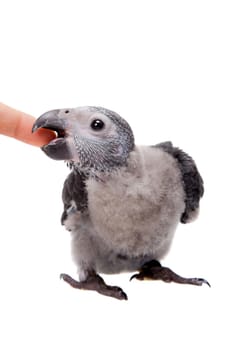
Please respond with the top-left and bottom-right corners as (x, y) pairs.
(189, 278), (211, 287)
(60, 272), (128, 300)
(130, 260), (211, 288)
(130, 273), (143, 281)
(103, 286), (128, 300)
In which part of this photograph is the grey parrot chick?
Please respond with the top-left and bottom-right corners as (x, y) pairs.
(33, 106), (209, 300)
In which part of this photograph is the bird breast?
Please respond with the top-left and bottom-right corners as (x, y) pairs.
(86, 146), (185, 259)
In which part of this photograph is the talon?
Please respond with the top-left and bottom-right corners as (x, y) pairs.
(192, 278), (211, 287)
(204, 280), (211, 288)
(120, 292), (128, 300)
(60, 273), (66, 280)
(130, 274), (138, 281)
(116, 289), (128, 300)
(130, 273), (145, 281)
(60, 273), (73, 282)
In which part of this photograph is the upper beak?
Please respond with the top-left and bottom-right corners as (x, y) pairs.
(32, 110), (72, 161)
(32, 110), (66, 135)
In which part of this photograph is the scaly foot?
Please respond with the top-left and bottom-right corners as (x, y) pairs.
(130, 260), (210, 287)
(60, 272), (128, 300)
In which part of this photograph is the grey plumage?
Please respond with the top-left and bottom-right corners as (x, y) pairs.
(32, 106), (209, 300)
(154, 141), (204, 223)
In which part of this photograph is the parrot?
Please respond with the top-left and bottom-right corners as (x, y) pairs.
(32, 106), (210, 300)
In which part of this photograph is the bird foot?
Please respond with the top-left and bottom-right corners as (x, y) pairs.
(60, 273), (128, 300)
(130, 260), (210, 287)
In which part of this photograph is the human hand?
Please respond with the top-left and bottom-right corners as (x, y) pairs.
(0, 103), (55, 147)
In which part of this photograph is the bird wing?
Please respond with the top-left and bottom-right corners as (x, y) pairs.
(154, 142), (204, 223)
(61, 169), (88, 225)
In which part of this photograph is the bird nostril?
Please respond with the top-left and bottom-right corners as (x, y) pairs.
(65, 110), (70, 114)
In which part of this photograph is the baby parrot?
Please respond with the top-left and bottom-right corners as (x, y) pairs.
(33, 106), (209, 300)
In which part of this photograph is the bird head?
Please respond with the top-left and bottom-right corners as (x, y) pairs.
(32, 106), (135, 174)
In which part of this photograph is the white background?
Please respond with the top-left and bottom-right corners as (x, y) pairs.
(0, 1), (232, 349)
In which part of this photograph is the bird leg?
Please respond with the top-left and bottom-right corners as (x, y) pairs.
(130, 260), (210, 287)
(60, 272), (128, 300)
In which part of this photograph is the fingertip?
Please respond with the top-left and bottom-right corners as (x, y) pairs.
(32, 128), (56, 147)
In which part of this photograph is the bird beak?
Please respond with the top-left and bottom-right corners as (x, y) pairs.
(32, 110), (72, 160)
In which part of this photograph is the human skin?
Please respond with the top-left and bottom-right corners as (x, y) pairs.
(0, 103), (55, 147)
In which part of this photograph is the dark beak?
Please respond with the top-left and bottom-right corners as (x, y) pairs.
(32, 110), (72, 161)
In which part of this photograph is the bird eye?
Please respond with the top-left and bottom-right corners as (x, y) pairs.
(90, 119), (105, 131)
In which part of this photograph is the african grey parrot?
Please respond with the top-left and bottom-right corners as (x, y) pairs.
(32, 106), (209, 300)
